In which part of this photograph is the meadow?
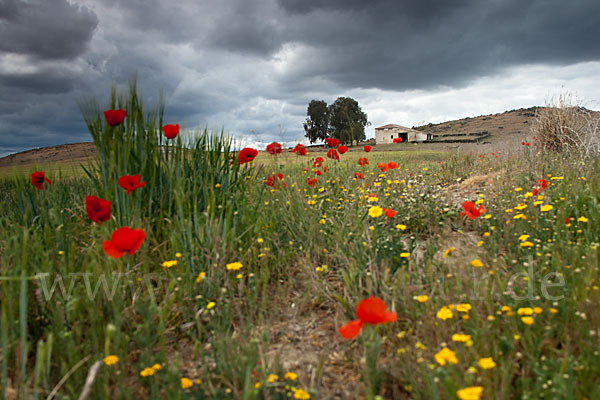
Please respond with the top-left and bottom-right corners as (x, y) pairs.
(0, 82), (598, 400)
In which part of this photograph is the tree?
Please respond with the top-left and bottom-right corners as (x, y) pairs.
(303, 100), (329, 144)
(328, 97), (369, 145)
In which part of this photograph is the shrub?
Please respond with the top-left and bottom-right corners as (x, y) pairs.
(532, 94), (600, 159)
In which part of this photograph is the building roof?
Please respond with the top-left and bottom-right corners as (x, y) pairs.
(375, 124), (419, 131)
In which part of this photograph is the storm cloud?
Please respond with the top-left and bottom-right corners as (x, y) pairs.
(1, 0), (599, 156)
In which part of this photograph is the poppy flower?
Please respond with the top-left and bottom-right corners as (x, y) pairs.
(102, 227), (146, 258)
(104, 109), (127, 126)
(238, 147), (258, 164)
(306, 177), (317, 187)
(30, 171), (51, 190)
(338, 145), (348, 154)
(358, 157), (369, 167)
(266, 173), (286, 188)
(327, 148), (339, 160)
(377, 163), (389, 172)
(564, 217), (570, 225)
(315, 169), (322, 176)
(460, 201), (486, 219)
(393, 138), (403, 143)
(118, 174), (146, 195)
(162, 124), (179, 139)
(354, 172), (364, 179)
(313, 157), (324, 168)
(325, 138), (340, 147)
(364, 145), (372, 152)
(85, 195), (111, 224)
(537, 179), (548, 189)
(339, 296), (397, 339)
(292, 143), (307, 156)
(266, 142), (282, 155)
(384, 208), (396, 218)
(531, 188), (539, 196)
(387, 162), (398, 169)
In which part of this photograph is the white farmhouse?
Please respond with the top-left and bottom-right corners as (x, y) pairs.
(374, 124), (431, 144)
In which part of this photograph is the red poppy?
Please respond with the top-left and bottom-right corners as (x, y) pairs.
(538, 179), (548, 189)
(354, 172), (364, 179)
(377, 162), (389, 172)
(30, 171), (51, 190)
(85, 195), (111, 224)
(358, 157), (369, 167)
(393, 137), (403, 143)
(238, 147), (258, 164)
(103, 109), (127, 126)
(339, 296), (397, 339)
(460, 201), (486, 219)
(315, 169), (322, 176)
(387, 161), (398, 169)
(364, 145), (372, 152)
(338, 145), (348, 154)
(531, 188), (539, 196)
(266, 142), (282, 155)
(323, 166), (329, 173)
(313, 157), (324, 168)
(306, 177), (318, 187)
(327, 148), (339, 160)
(266, 173), (286, 188)
(325, 138), (340, 147)
(292, 143), (307, 155)
(564, 217), (570, 225)
(162, 124), (179, 139)
(102, 227), (146, 258)
(118, 174), (146, 195)
(384, 208), (396, 218)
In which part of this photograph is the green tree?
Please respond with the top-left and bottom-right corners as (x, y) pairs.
(328, 97), (369, 145)
(303, 100), (329, 144)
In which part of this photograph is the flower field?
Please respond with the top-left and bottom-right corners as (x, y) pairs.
(0, 83), (599, 399)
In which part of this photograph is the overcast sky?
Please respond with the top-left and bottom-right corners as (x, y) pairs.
(1, 0), (600, 156)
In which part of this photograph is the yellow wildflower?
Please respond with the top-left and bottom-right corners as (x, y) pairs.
(456, 303), (471, 313)
(294, 388), (311, 399)
(162, 260), (178, 268)
(416, 295), (429, 303)
(443, 247), (455, 258)
(520, 241), (534, 247)
(196, 272), (206, 283)
(181, 377), (194, 389)
(103, 355), (119, 366)
(540, 205), (553, 212)
(434, 347), (459, 366)
(267, 373), (278, 383)
(140, 367), (155, 377)
(452, 334), (472, 343)
(368, 206), (383, 218)
(521, 316), (534, 325)
(436, 306), (454, 320)
(517, 307), (533, 315)
(518, 234), (530, 241)
(470, 259), (484, 268)
(396, 224), (407, 230)
(226, 262), (243, 271)
(457, 386), (483, 400)
(284, 372), (298, 381)
(477, 357), (496, 369)
(400, 252), (410, 258)
(577, 216), (589, 222)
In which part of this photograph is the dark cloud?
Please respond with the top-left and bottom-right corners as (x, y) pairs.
(1, 0), (600, 156)
(0, 0), (98, 60)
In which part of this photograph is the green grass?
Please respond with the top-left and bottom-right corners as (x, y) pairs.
(0, 81), (598, 399)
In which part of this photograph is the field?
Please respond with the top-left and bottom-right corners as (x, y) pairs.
(0, 87), (599, 400)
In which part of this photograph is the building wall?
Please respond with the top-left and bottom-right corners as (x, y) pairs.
(376, 127), (429, 144)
